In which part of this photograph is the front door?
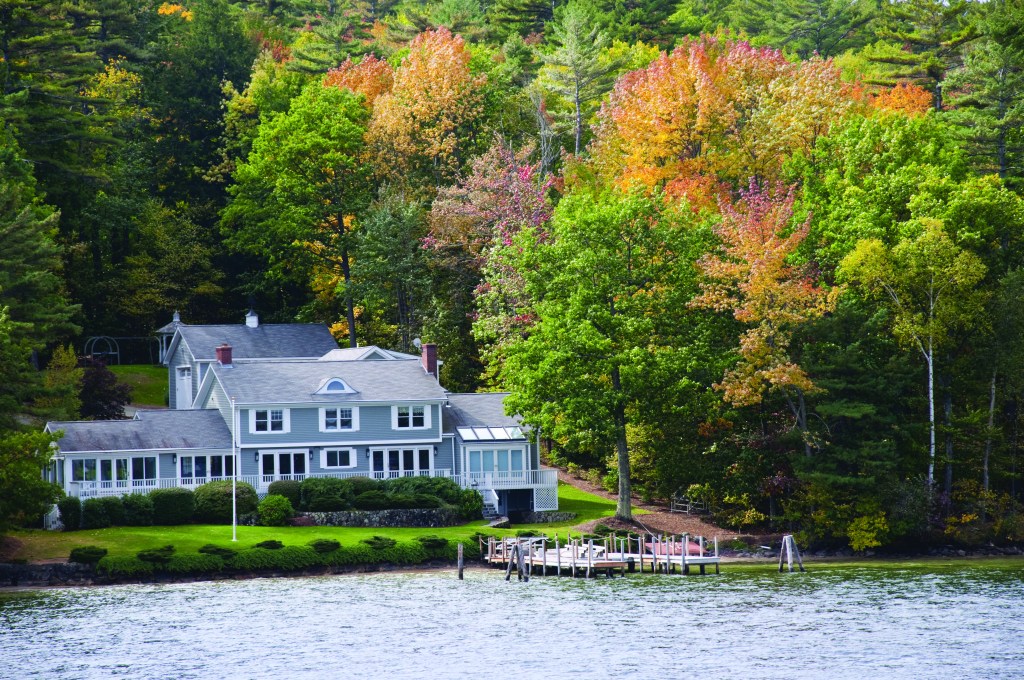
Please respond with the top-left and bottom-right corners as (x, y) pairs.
(175, 366), (192, 409)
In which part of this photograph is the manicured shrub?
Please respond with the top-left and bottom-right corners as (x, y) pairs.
(192, 480), (258, 524)
(361, 535), (397, 550)
(69, 546), (108, 564)
(416, 535), (448, 551)
(137, 545), (175, 563)
(300, 477), (354, 511)
(258, 494), (293, 526)
(308, 538), (341, 554)
(122, 493), (154, 526)
(198, 544), (237, 560)
(99, 496), (125, 526)
(81, 498), (112, 529)
(352, 490), (392, 511)
(254, 539), (283, 550)
(165, 553), (224, 574)
(150, 488), (194, 525)
(345, 476), (379, 496)
(458, 488), (484, 520)
(96, 556), (154, 578)
(267, 480), (301, 508)
(58, 496), (82, 531)
(230, 546), (321, 571)
(384, 477), (463, 504)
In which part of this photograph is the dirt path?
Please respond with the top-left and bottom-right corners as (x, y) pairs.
(559, 470), (734, 539)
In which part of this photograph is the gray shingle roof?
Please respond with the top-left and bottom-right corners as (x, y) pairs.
(47, 410), (231, 453)
(176, 324), (338, 361)
(319, 346), (419, 361)
(443, 393), (523, 430)
(210, 359), (447, 404)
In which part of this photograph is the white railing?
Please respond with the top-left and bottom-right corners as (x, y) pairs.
(64, 467), (559, 498)
(456, 469), (558, 490)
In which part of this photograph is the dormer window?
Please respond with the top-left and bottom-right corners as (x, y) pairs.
(316, 377), (357, 395)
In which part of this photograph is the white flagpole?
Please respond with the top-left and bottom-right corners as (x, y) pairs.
(231, 396), (238, 542)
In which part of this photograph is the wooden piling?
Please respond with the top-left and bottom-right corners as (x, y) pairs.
(458, 543), (464, 580)
(556, 535), (561, 577)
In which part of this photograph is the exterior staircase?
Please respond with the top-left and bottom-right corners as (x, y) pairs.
(481, 488), (501, 520)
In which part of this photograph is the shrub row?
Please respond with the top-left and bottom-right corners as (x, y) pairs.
(58, 482), (259, 530)
(92, 537), (476, 579)
(297, 476), (483, 519)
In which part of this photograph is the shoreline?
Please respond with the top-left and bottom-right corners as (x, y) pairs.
(3, 553), (1022, 591)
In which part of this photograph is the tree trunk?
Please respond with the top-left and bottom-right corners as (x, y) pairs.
(574, 84), (583, 156)
(340, 242), (357, 348)
(943, 371), (953, 497)
(611, 365), (631, 521)
(984, 369), (996, 493)
(926, 344), (935, 487)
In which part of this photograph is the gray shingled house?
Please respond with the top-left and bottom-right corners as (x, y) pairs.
(43, 314), (558, 524)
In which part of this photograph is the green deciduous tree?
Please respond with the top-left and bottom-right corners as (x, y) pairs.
(840, 219), (987, 487)
(0, 429), (62, 532)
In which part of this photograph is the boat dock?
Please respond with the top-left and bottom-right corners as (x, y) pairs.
(483, 532), (721, 579)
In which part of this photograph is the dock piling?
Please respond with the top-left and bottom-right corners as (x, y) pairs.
(458, 543), (464, 580)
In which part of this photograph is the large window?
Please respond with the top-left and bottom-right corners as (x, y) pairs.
(261, 451), (307, 478)
(467, 448), (526, 474)
(370, 447), (433, 477)
(71, 456), (156, 484)
(250, 408), (289, 433)
(393, 405), (430, 430)
(320, 407), (358, 432)
(180, 455), (234, 479)
(321, 448), (356, 469)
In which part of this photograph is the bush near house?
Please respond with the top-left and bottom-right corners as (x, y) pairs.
(266, 480), (301, 508)
(299, 477), (355, 512)
(122, 494), (154, 526)
(192, 480), (258, 524)
(150, 488), (194, 525)
(99, 496), (125, 526)
(57, 496), (82, 531)
(258, 494), (293, 526)
(81, 498), (112, 529)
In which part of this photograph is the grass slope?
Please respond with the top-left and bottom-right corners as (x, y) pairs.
(109, 365), (167, 407)
(8, 482), (632, 562)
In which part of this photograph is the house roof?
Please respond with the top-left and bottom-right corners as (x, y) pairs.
(46, 410), (232, 453)
(208, 358), (446, 404)
(169, 323), (338, 362)
(319, 346), (420, 362)
(443, 393), (527, 441)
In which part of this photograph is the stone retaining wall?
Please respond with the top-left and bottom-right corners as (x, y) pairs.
(510, 510), (577, 524)
(303, 508), (464, 528)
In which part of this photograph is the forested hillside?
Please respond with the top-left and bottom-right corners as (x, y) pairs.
(3, 0), (1024, 548)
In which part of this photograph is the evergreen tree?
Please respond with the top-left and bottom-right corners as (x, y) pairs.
(729, 0), (877, 58)
(489, 0), (553, 38)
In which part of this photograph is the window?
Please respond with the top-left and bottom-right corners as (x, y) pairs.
(180, 455), (233, 480)
(316, 377), (357, 395)
(132, 457), (157, 480)
(322, 448), (356, 469)
(393, 405), (430, 429)
(320, 406), (358, 432)
(72, 459), (97, 482)
(370, 447), (433, 477)
(250, 408), (289, 433)
(71, 457), (155, 483)
(260, 451), (307, 478)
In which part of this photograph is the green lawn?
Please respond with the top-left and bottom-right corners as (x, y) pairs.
(109, 364), (168, 407)
(8, 482), (634, 562)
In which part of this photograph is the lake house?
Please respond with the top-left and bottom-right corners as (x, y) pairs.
(43, 315), (558, 521)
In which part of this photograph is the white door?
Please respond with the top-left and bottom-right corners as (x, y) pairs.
(175, 366), (192, 409)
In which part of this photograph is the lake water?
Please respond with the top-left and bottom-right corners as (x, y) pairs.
(1, 562), (1022, 679)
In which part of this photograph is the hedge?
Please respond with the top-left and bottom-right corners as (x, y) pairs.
(193, 481), (258, 524)
(230, 546), (322, 571)
(300, 477), (354, 512)
(150, 488), (194, 525)
(96, 556), (155, 578)
(122, 493), (154, 526)
(164, 553), (224, 574)
(69, 546), (108, 564)
(81, 498), (112, 530)
(99, 496), (125, 526)
(58, 496), (82, 531)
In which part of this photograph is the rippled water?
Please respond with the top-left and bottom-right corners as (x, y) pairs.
(1, 562), (1023, 679)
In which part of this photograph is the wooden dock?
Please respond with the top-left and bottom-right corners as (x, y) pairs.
(482, 532), (721, 579)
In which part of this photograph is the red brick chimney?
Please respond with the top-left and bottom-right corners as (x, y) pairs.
(216, 343), (233, 366)
(420, 342), (437, 378)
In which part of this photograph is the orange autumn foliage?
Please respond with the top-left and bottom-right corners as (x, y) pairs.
(871, 82), (932, 117)
(323, 55), (394, 109)
(592, 36), (859, 204)
(366, 28), (486, 186)
(691, 182), (840, 407)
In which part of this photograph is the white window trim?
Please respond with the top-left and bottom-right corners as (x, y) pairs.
(318, 406), (360, 433)
(370, 446), (435, 474)
(320, 448), (358, 469)
(248, 408), (291, 434)
(391, 404), (432, 430)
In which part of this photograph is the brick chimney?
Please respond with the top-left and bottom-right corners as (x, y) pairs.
(216, 343), (233, 366)
(420, 342), (437, 378)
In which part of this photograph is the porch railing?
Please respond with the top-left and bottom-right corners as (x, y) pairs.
(65, 467), (559, 498)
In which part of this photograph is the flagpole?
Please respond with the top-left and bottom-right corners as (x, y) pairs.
(231, 396), (237, 542)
